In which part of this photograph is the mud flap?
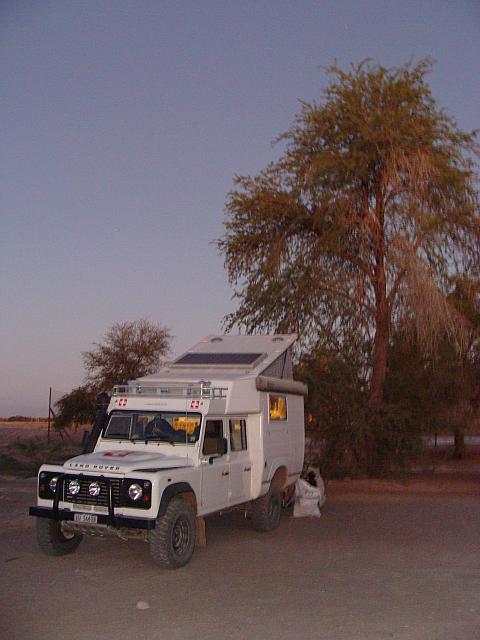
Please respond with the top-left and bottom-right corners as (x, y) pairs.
(196, 516), (206, 547)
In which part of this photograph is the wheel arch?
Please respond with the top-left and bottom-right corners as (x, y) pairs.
(157, 482), (197, 518)
(271, 465), (288, 490)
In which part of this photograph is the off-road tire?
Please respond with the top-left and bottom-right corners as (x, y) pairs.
(149, 498), (196, 569)
(251, 483), (282, 532)
(36, 518), (83, 556)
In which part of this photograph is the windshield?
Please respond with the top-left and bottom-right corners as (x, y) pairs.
(104, 411), (202, 444)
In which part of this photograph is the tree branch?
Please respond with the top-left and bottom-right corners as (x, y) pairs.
(319, 283), (375, 316)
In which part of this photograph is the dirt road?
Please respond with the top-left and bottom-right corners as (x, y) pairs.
(1, 475), (479, 640)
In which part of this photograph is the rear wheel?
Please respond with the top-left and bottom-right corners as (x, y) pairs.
(36, 518), (83, 556)
(149, 498), (196, 569)
(251, 483), (282, 532)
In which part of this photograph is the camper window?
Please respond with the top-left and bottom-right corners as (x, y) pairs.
(229, 418), (247, 451)
(269, 395), (287, 421)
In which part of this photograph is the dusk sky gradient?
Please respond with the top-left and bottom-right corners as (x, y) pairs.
(1, 1), (479, 416)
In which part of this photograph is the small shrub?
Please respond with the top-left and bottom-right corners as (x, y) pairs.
(309, 404), (422, 478)
(362, 404), (423, 476)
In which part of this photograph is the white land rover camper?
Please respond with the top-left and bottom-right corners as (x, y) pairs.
(30, 334), (307, 569)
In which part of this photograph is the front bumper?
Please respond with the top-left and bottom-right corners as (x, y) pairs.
(29, 506), (156, 530)
(30, 472), (156, 530)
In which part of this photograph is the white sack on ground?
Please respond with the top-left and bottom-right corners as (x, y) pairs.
(293, 477), (325, 518)
(304, 466), (326, 507)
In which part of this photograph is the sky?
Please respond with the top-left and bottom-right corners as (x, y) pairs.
(1, 0), (479, 417)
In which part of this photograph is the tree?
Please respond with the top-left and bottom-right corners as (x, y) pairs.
(55, 320), (171, 432)
(54, 385), (97, 433)
(219, 60), (479, 409)
(83, 319), (171, 391)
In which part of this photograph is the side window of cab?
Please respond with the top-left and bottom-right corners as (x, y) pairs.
(202, 419), (224, 456)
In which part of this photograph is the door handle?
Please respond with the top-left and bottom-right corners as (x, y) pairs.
(243, 467), (251, 472)
(222, 471), (230, 477)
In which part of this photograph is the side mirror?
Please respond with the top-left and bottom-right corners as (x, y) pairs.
(217, 437), (228, 456)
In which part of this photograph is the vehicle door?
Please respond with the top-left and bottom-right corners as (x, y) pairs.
(200, 418), (229, 512)
(228, 417), (251, 505)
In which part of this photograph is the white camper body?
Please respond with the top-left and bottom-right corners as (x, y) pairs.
(30, 334), (307, 568)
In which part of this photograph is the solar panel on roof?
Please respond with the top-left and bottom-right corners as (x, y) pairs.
(174, 353), (263, 366)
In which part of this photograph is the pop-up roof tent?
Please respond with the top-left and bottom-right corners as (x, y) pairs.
(130, 335), (307, 413)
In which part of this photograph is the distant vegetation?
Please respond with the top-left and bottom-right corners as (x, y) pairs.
(0, 416), (47, 422)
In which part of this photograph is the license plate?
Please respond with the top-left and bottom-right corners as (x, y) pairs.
(74, 513), (98, 524)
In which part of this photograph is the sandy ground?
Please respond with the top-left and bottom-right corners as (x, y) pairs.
(1, 475), (479, 640)
(1, 422), (479, 640)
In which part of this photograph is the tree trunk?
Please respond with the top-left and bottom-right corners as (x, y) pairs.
(369, 246), (389, 410)
(369, 309), (389, 409)
(368, 189), (390, 411)
(453, 429), (466, 459)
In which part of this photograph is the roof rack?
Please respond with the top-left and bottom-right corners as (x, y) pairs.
(112, 383), (228, 399)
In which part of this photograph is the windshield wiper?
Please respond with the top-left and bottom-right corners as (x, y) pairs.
(143, 435), (176, 446)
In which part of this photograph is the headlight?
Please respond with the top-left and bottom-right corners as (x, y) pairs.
(89, 482), (101, 497)
(128, 483), (143, 501)
(68, 479), (81, 495)
(49, 477), (58, 492)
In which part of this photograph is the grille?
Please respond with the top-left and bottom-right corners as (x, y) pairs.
(62, 476), (122, 508)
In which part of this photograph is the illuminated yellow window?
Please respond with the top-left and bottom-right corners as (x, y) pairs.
(172, 416), (200, 435)
(269, 395), (287, 421)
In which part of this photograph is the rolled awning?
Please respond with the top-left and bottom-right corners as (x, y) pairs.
(255, 375), (308, 397)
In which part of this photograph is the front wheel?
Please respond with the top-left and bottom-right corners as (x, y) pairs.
(149, 498), (196, 569)
(36, 518), (83, 556)
(251, 483), (282, 532)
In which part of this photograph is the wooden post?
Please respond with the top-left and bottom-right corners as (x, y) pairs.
(47, 387), (52, 444)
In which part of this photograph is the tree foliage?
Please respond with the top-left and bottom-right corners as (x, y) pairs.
(297, 349), (422, 477)
(386, 277), (480, 457)
(83, 319), (171, 391)
(219, 59), (479, 408)
(54, 385), (97, 431)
